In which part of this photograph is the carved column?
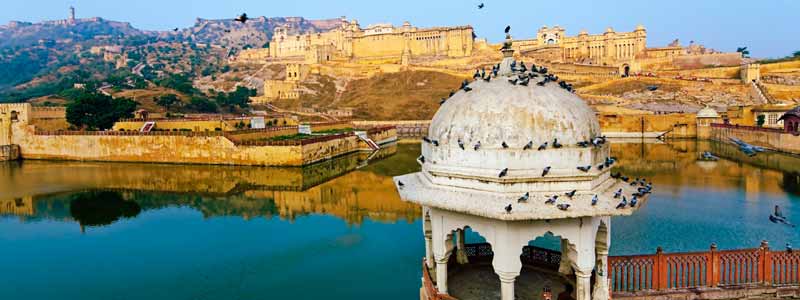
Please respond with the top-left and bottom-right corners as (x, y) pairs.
(456, 229), (469, 264)
(575, 268), (593, 300)
(434, 235), (453, 294)
(423, 210), (434, 268)
(559, 239), (574, 275)
(593, 248), (610, 300)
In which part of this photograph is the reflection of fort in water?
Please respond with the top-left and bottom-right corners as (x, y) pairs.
(0, 145), (421, 226)
(2, 141), (799, 227)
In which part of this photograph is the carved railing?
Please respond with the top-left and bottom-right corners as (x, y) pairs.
(711, 123), (786, 133)
(609, 242), (800, 294)
(462, 243), (562, 270)
(421, 260), (458, 300)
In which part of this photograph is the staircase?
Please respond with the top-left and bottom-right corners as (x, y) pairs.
(355, 131), (380, 150)
(140, 121), (155, 132)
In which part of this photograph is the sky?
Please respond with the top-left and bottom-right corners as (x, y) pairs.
(1, 0), (798, 58)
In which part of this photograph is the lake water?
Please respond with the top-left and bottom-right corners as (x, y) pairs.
(1, 140), (799, 300)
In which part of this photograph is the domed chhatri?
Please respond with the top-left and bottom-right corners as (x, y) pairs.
(697, 106), (720, 118)
(394, 48), (649, 300)
(394, 54), (647, 221)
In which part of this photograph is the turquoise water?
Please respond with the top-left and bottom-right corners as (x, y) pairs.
(1, 141), (799, 300)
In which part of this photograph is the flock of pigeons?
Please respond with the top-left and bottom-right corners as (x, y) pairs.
(404, 134), (654, 214)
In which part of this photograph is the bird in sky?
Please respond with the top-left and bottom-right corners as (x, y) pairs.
(478, 3), (485, 9)
(504, 25), (511, 34)
(235, 13), (249, 23)
(173, 28), (179, 32)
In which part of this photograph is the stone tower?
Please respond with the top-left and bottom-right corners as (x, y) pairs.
(69, 6), (76, 24)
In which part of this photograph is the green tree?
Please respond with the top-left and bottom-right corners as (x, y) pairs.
(155, 94), (179, 112)
(188, 96), (218, 113)
(794, 51), (800, 58)
(756, 115), (766, 127)
(214, 86), (255, 112)
(66, 92), (137, 130)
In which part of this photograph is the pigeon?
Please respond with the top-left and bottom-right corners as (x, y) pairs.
(504, 25), (511, 34)
(422, 137), (432, 143)
(542, 166), (551, 177)
(478, 3), (485, 9)
(458, 139), (465, 150)
(523, 141), (533, 150)
(463, 86), (472, 92)
(502, 141), (509, 149)
(565, 190), (577, 198)
(538, 142), (548, 151)
(545, 195), (558, 205)
(630, 196), (638, 207)
(473, 69), (481, 78)
(616, 196), (628, 209)
(235, 13), (249, 23)
(419, 156), (425, 163)
(474, 141), (481, 151)
(397, 181), (405, 189)
(449, 90), (455, 98)
(483, 76), (491, 83)
(591, 195), (598, 206)
(505, 204), (513, 213)
(611, 172), (621, 179)
(553, 139), (562, 149)
(508, 78), (518, 85)
(519, 78), (529, 86)
(577, 165), (591, 172)
(173, 28), (179, 32)
(620, 176), (630, 182)
(432, 140), (439, 147)
(613, 189), (623, 199)
(224, 29), (231, 33)
(536, 80), (547, 87)
(499, 168), (508, 178)
(577, 141), (590, 148)
(597, 164), (605, 171)
(518, 192), (530, 203)
(557, 204), (571, 211)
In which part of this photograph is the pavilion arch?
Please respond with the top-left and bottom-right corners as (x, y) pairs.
(10, 111), (18, 122)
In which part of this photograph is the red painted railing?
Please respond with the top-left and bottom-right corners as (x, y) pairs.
(609, 242), (800, 293)
(711, 123), (786, 134)
(421, 261), (458, 300)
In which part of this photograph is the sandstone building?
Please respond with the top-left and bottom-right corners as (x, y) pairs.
(268, 18), (474, 62)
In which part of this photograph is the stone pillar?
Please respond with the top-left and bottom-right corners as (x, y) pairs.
(575, 268), (592, 300)
(492, 231), (522, 300)
(559, 239), (573, 275)
(435, 255), (449, 294)
(497, 271), (517, 300)
(423, 210), (434, 268)
(593, 248), (610, 300)
(456, 229), (469, 264)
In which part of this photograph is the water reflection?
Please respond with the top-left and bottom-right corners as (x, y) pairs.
(70, 191), (141, 229)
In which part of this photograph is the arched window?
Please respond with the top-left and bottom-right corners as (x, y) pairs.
(10, 111), (18, 122)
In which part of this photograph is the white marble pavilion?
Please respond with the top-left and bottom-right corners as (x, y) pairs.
(395, 47), (647, 300)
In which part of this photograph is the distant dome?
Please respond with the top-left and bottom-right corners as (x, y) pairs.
(422, 56), (603, 190)
(635, 25), (646, 31)
(579, 29), (588, 35)
(697, 107), (720, 118)
(605, 27), (615, 33)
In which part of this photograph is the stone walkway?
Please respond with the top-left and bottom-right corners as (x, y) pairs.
(448, 264), (571, 300)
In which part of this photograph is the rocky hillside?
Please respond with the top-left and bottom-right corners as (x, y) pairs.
(0, 18), (143, 48)
(183, 17), (343, 50)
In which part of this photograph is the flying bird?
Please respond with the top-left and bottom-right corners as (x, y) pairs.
(504, 25), (511, 34)
(478, 3), (485, 9)
(518, 192), (530, 203)
(235, 13), (249, 23)
(173, 28), (179, 32)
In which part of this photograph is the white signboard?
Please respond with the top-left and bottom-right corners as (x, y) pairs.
(250, 117), (265, 129)
(299, 124), (312, 135)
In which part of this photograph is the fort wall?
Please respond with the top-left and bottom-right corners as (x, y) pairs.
(710, 124), (800, 154)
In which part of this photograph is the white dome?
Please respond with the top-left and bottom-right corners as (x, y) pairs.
(697, 107), (720, 118)
(421, 56), (606, 192)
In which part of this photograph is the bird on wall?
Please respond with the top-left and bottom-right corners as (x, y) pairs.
(565, 190), (577, 198)
(502, 141), (509, 149)
(545, 195), (558, 205)
(498, 168), (509, 178)
(538, 142), (548, 151)
(557, 204), (571, 211)
(629, 196), (638, 207)
(418, 156), (425, 163)
(474, 141), (481, 151)
(552, 138), (562, 149)
(616, 196), (628, 209)
(613, 188), (623, 199)
(591, 195), (598, 206)
(505, 204), (513, 213)
(577, 165), (591, 172)
(458, 139), (465, 150)
(542, 166), (551, 177)
(523, 141), (533, 150)
(235, 13), (249, 24)
(518, 192), (530, 203)
(397, 181), (405, 189)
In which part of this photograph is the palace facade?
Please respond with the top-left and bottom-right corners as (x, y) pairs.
(514, 25), (648, 69)
(267, 18), (475, 62)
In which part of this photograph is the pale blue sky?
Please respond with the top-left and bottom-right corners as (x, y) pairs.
(2, 0), (798, 58)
